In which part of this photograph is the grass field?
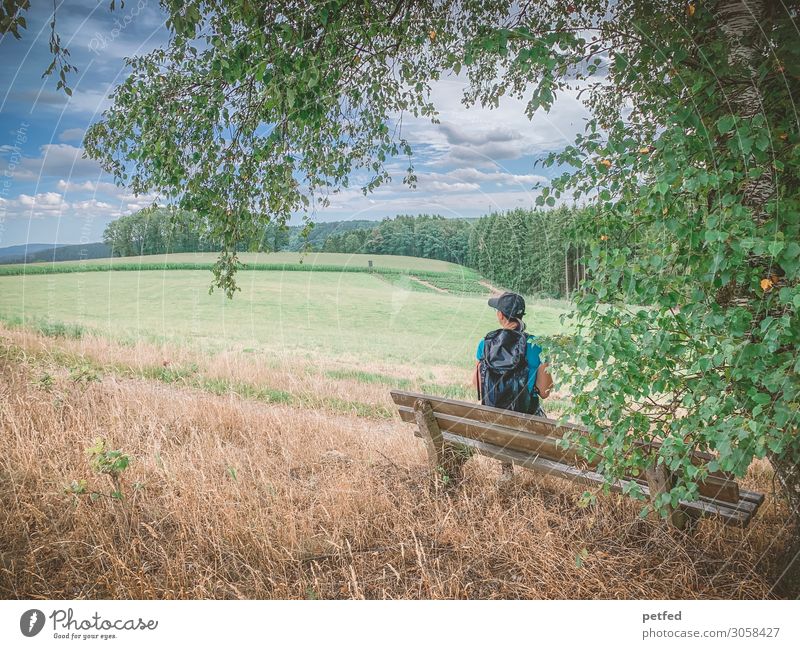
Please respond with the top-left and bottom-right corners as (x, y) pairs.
(0, 258), (568, 370)
(0, 252), (790, 600)
(1, 251), (466, 273)
(0, 252), (571, 417)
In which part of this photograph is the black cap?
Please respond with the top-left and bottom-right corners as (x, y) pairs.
(488, 291), (525, 319)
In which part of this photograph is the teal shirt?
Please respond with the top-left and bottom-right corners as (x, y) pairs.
(476, 332), (543, 395)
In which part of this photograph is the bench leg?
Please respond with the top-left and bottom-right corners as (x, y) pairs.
(679, 506), (701, 534)
(413, 398), (469, 488)
(645, 462), (689, 530)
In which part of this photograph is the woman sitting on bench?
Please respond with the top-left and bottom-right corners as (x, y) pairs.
(472, 291), (553, 480)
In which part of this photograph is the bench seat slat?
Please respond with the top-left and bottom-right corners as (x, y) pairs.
(391, 390), (733, 481)
(625, 476), (761, 517)
(392, 389), (585, 439)
(396, 405), (580, 464)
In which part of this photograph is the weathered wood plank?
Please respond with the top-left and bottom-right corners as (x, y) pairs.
(739, 488), (766, 507)
(413, 399), (468, 487)
(392, 389), (730, 476)
(413, 398), (444, 470)
(392, 389), (584, 439)
(625, 473), (760, 517)
(395, 402), (740, 504)
(391, 390), (762, 525)
(397, 406), (579, 464)
(437, 431), (756, 526)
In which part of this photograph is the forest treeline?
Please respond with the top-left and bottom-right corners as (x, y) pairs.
(103, 208), (585, 298)
(102, 209), (382, 256)
(468, 207), (587, 298)
(320, 214), (470, 264)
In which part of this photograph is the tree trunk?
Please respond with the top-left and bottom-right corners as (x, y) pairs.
(766, 451), (800, 596)
(717, 0), (800, 596)
(717, 0), (775, 223)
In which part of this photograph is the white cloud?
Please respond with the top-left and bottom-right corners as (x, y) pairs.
(437, 123), (520, 146)
(55, 178), (159, 208)
(57, 178), (120, 194)
(427, 181), (481, 192)
(0, 181), (156, 223)
(57, 179), (97, 192)
(13, 144), (105, 181)
(446, 141), (527, 165)
(19, 192), (66, 208)
(396, 76), (591, 169)
(318, 177), (551, 220)
(58, 127), (86, 143)
(72, 199), (114, 212)
(4, 192), (69, 219)
(322, 187), (541, 219)
(446, 168), (548, 187)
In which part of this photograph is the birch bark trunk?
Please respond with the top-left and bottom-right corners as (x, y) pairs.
(716, 0), (800, 596)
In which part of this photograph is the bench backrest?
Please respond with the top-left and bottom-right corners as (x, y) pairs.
(390, 390), (740, 504)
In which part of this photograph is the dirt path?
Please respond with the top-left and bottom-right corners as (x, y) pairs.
(479, 279), (504, 294)
(409, 276), (448, 293)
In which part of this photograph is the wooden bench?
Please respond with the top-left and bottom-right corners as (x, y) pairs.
(390, 390), (765, 528)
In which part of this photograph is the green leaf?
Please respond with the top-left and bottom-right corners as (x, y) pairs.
(716, 115), (735, 134)
(769, 240), (785, 256)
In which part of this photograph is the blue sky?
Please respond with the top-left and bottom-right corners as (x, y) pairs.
(0, 0), (589, 248)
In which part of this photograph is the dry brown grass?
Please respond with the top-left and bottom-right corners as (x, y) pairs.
(0, 326), (793, 599)
(0, 324), (475, 418)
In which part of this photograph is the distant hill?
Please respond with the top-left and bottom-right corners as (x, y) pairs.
(0, 243), (59, 262)
(0, 242), (111, 265)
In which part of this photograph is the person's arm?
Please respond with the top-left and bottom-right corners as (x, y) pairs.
(472, 361), (481, 399)
(473, 339), (484, 401)
(527, 338), (553, 399)
(535, 362), (554, 399)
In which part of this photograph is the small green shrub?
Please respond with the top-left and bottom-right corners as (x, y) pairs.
(70, 362), (101, 384)
(86, 437), (130, 500)
(35, 373), (56, 391)
(325, 369), (411, 388)
(35, 320), (85, 339)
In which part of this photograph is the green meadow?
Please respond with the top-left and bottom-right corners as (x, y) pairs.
(0, 251), (464, 274)
(0, 253), (570, 371)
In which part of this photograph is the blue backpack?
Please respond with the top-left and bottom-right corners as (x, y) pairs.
(478, 328), (534, 414)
